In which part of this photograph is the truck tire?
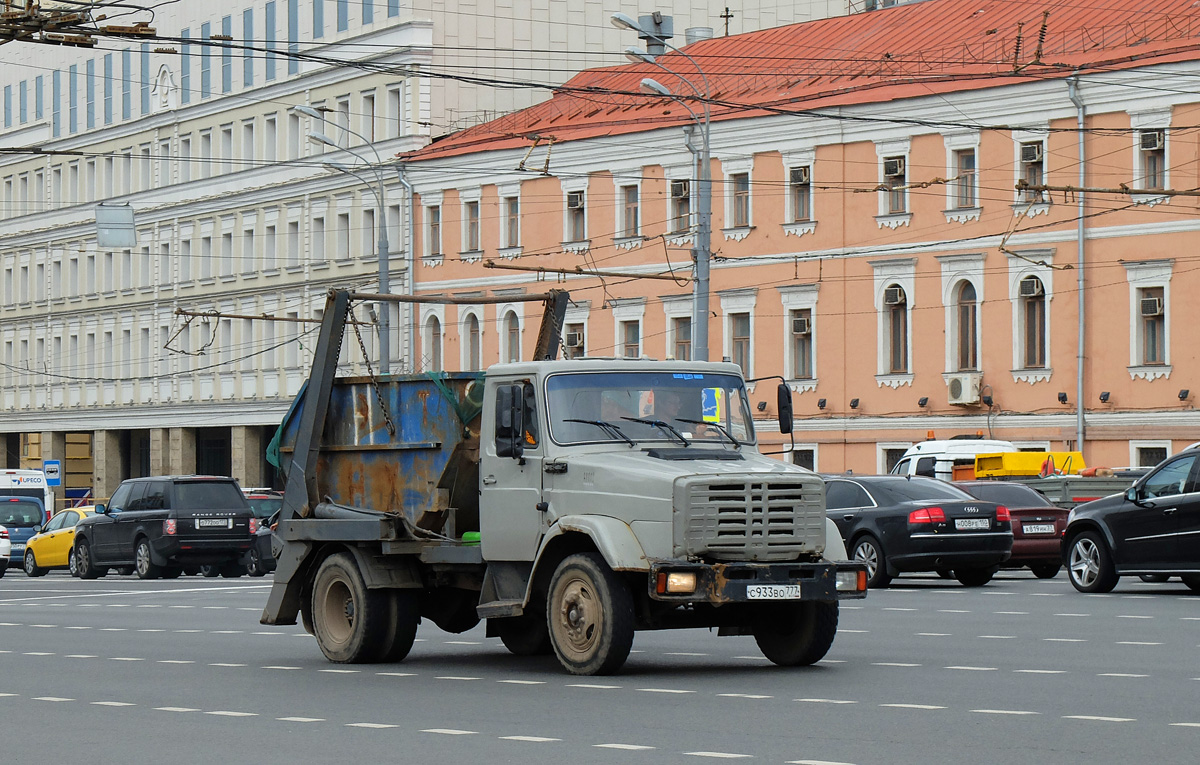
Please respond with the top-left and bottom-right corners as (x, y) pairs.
(546, 552), (634, 676)
(312, 552), (390, 663)
(496, 612), (553, 656)
(375, 589), (421, 662)
(752, 601), (839, 667)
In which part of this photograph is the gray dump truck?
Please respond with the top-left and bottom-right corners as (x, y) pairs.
(261, 288), (866, 675)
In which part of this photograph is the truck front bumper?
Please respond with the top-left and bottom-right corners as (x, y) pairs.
(646, 560), (868, 604)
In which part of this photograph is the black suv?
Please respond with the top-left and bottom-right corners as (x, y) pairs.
(74, 476), (255, 579)
(1063, 449), (1200, 593)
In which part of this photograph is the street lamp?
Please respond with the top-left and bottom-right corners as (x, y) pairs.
(292, 105), (394, 374)
(612, 13), (712, 362)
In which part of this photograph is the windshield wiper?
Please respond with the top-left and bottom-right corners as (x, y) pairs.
(675, 417), (741, 449)
(563, 418), (635, 447)
(620, 416), (689, 447)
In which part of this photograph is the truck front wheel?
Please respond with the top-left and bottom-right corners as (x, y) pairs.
(312, 553), (390, 663)
(752, 601), (839, 667)
(547, 553), (634, 675)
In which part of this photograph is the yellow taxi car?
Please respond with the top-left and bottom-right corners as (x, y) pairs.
(24, 506), (95, 577)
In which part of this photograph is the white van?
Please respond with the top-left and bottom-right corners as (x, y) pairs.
(889, 439), (1019, 481)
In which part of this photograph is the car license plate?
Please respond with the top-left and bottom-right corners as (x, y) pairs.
(197, 518), (231, 528)
(1023, 523), (1056, 535)
(955, 518), (990, 531)
(11, 544), (24, 554)
(747, 584), (802, 600)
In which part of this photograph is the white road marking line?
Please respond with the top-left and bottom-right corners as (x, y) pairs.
(110, 657), (144, 662)
(207, 711), (258, 717)
(33, 697), (74, 702)
(64, 626), (91, 630)
(1044, 638), (1087, 643)
(210, 630), (243, 634)
(1015, 669), (1066, 674)
(252, 632), (281, 636)
(29, 624), (57, 628)
(882, 607), (917, 611)
(0, 623), (19, 626)
(158, 660), (195, 664)
(0, 693), (17, 697)
(840, 629), (869, 633)
(169, 606), (194, 609)
(796, 698), (858, 705)
(92, 701), (136, 706)
(278, 717), (324, 723)
(938, 609), (971, 613)
(1117, 615), (1154, 620)
(318, 669), (361, 674)
(1116, 641), (1162, 646)
(982, 591), (1016, 595)
(817, 659), (846, 664)
(376, 672), (416, 677)
(881, 703), (946, 710)
(174, 629), (203, 633)
(842, 606), (864, 609)
(435, 676), (480, 681)
(422, 728), (477, 735)
(972, 709), (1040, 715)
(733, 656), (770, 660)
(994, 611), (1028, 615)
(665, 652), (709, 657)
(684, 752), (751, 759)
(500, 736), (561, 742)
(99, 628), (127, 631)
(719, 694), (773, 699)
(154, 707), (199, 712)
(65, 654), (96, 659)
(443, 640), (482, 645)
(1099, 673), (1148, 678)
(873, 662), (921, 667)
(917, 633), (951, 637)
(136, 604), (163, 608)
(1170, 723), (1200, 728)
(347, 722), (398, 729)
(1054, 613), (1090, 617)
(24, 652), (54, 656)
(594, 744), (655, 750)
(788, 760), (858, 765)
(944, 666), (998, 671)
(202, 606), (229, 610)
(262, 666), (302, 670)
(978, 636), (1017, 639)
(137, 629), (166, 633)
(637, 688), (695, 694)
(568, 683), (620, 689)
(1122, 595), (1153, 599)
(209, 663), (247, 667)
(106, 604), (131, 608)
(1181, 617), (1200, 621)
(498, 680), (545, 685)
(1063, 715), (1135, 722)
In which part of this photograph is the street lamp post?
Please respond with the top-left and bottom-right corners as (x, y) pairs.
(612, 13), (712, 362)
(293, 105), (393, 374)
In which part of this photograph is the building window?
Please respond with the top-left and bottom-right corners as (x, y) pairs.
(1019, 141), (1044, 202)
(424, 315), (442, 371)
(791, 448), (815, 471)
(670, 179), (690, 233)
(464, 200), (480, 252)
(503, 196), (519, 248)
(1020, 276), (1046, 368)
(730, 312), (751, 372)
(789, 166), (811, 222)
(464, 313), (481, 370)
(954, 149), (976, 208)
(731, 172), (750, 227)
(883, 156), (906, 214)
(427, 205), (442, 255)
(564, 322), (585, 359)
(504, 310), (520, 363)
(1135, 444), (1168, 467)
(1140, 286), (1166, 365)
(1139, 130), (1166, 190)
(621, 320), (641, 359)
(790, 309), (812, 379)
(956, 281), (978, 371)
(883, 447), (909, 474)
(566, 190), (586, 242)
(620, 185), (639, 238)
(885, 284), (908, 373)
(672, 316), (691, 361)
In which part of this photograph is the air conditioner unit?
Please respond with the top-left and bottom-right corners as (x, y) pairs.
(883, 157), (905, 177)
(791, 166), (811, 185)
(1140, 130), (1165, 151)
(947, 372), (983, 406)
(1140, 297), (1164, 317)
(567, 191), (584, 210)
(670, 179), (689, 198)
(791, 316), (810, 335)
(1018, 278), (1044, 298)
(1020, 143), (1043, 164)
(564, 331), (584, 348)
(884, 286), (905, 305)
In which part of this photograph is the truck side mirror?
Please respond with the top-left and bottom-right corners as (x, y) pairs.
(776, 383), (793, 435)
(495, 384), (526, 459)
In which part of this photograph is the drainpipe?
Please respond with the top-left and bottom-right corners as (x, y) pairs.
(396, 165), (416, 373)
(1067, 76), (1085, 452)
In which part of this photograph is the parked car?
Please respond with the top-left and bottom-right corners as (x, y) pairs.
(1062, 449), (1200, 593)
(955, 482), (1068, 579)
(242, 490), (282, 577)
(0, 496), (49, 573)
(825, 475), (1012, 587)
(73, 476), (256, 580)
(23, 506), (96, 576)
(0, 525), (10, 574)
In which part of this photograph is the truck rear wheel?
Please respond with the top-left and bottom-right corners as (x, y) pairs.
(375, 589), (420, 662)
(753, 601), (839, 667)
(496, 612), (553, 656)
(547, 553), (634, 675)
(312, 553), (390, 663)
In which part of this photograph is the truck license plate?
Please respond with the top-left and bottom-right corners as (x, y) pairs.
(197, 518), (231, 528)
(747, 584), (801, 600)
(1023, 523), (1056, 535)
(955, 518), (990, 531)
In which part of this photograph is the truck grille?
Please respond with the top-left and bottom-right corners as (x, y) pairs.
(675, 476), (825, 561)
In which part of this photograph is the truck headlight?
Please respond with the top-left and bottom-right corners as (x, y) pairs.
(837, 570), (866, 592)
(665, 572), (697, 594)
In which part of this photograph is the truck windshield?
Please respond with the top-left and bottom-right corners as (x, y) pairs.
(546, 371), (755, 446)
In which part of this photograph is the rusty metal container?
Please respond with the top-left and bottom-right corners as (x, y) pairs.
(273, 372), (484, 535)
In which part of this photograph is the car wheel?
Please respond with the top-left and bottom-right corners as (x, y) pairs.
(75, 539), (104, 580)
(200, 564), (219, 578)
(935, 568), (954, 579)
(852, 535), (891, 588)
(955, 566), (997, 587)
(752, 601), (839, 666)
(219, 563), (245, 578)
(1067, 531), (1118, 593)
(134, 538), (161, 580)
(1181, 574), (1200, 593)
(23, 551), (46, 577)
(547, 552), (635, 676)
(245, 549), (267, 577)
(1138, 574), (1170, 583)
(68, 548), (78, 577)
(1030, 563), (1061, 579)
(161, 567), (183, 579)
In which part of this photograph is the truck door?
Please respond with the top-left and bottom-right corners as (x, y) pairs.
(480, 380), (545, 561)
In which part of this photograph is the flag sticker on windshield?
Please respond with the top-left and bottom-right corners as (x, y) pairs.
(701, 388), (723, 422)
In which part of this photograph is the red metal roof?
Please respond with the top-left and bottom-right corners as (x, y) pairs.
(405, 0), (1200, 161)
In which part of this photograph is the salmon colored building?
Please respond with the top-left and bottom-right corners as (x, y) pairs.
(401, 0), (1200, 475)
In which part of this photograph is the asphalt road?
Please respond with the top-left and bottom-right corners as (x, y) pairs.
(1, 570), (1198, 765)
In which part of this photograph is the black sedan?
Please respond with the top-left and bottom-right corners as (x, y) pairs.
(825, 475), (1013, 587)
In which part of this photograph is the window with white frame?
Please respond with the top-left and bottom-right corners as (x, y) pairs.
(871, 258), (915, 382)
(460, 309), (482, 371)
(789, 308), (813, 379)
(1018, 140), (1045, 202)
(731, 172), (750, 227)
(878, 442), (913, 474)
(720, 157), (753, 235)
(427, 204), (442, 255)
(463, 200), (480, 253)
(883, 156), (906, 214)
(503, 196), (520, 248)
(955, 281), (978, 371)
(939, 254), (983, 374)
(620, 320), (641, 358)
(670, 178), (690, 233)
(620, 184), (639, 238)
(1019, 276), (1047, 368)
(791, 446), (816, 471)
(719, 289), (756, 378)
(1007, 250), (1054, 382)
(954, 149), (976, 208)
(423, 312), (443, 371)
(1139, 129), (1166, 190)
(564, 322), (585, 359)
(610, 298), (645, 358)
(779, 284), (817, 388)
(565, 189), (586, 243)
(671, 316), (692, 361)
(501, 309), (521, 363)
(885, 284), (908, 373)
(1125, 259), (1172, 378)
(1139, 286), (1166, 365)
(789, 166), (811, 222)
(1131, 440), (1170, 467)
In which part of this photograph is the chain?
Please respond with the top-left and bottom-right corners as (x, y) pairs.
(351, 308), (396, 437)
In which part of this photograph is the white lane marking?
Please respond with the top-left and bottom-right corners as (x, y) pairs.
(797, 698), (857, 705)
(0, 586), (269, 605)
(207, 711), (258, 717)
(498, 680), (545, 685)
(1117, 615), (1154, 620)
(137, 629), (166, 633)
(944, 666), (998, 671)
(110, 657), (144, 662)
(210, 630), (243, 634)
(33, 697), (74, 702)
(873, 662), (921, 667)
(733, 656), (770, 661)
(64, 626), (91, 630)
(252, 632), (281, 636)
(99, 628), (127, 632)
(422, 728), (477, 735)
(917, 633), (951, 637)
(881, 704), (946, 710)
(169, 606), (194, 609)
(65, 655), (96, 659)
(0, 693), (18, 697)
(136, 604), (163, 608)
(1170, 723), (1200, 728)
(842, 605), (863, 609)
(994, 611), (1028, 615)
(882, 607), (917, 612)
(92, 701), (136, 707)
(29, 625), (57, 628)
(1182, 617), (1200, 622)
(1099, 673), (1148, 678)
(1116, 641), (1162, 646)
(24, 652), (54, 656)
(1015, 670), (1066, 674)
(500, 736), (561, 742)
(568, 683), (620, 689)
(318, 669), (360, 674)
(684, 753), (752, 759)
(978, 636), (1017, 639)
(665, 652), (709, 657)
(1054, 613), (1090, 617)
(435, 676), (480, 681)
(788, 760), (858, 765)
(443, 640), (481, 645)
(637, 688), (695, 694)
(155, 707), (199, 713)
(158, 660), (194, 664)
(209, 663), (247, 667)
(1044, 638), (1087, 643)
(719, 694), (773, 699)
(972, 709), (1040, 715)
(174, 630), (203, 633)
(938, 609), (971, 614)
(278, 717), (324, 723)
(376, 672), (416, 677)
(1063, 715), (1135, 722)
(203, 607), (229, 610)
(262, 666), (302, 670)
(106, 605), (131, 608)
(347, 722), (399, 729)
(594, 744), (655, 750)
(817, 659), (846, 664)
(1123, 595), (1153, 599)
(841, 629), (869, 634)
